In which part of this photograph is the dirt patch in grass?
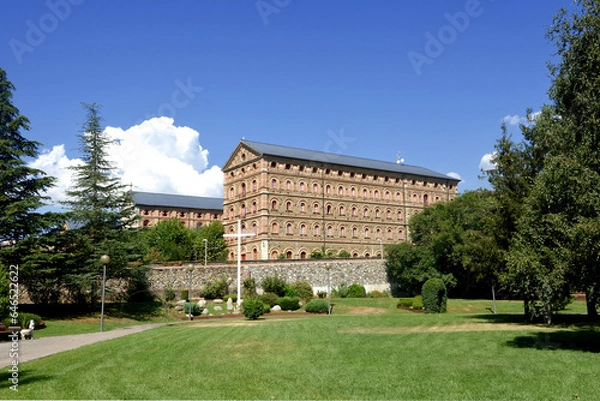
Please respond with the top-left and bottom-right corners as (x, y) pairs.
(341, 323), (571, 335)
(346, 307), (388, 315)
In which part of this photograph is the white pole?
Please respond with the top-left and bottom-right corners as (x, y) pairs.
(237, 219), (242, 306)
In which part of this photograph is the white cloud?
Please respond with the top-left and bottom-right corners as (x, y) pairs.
(31, 117), (224, 205)
(502, 115), (527, 126)
(479, 153), (496, 171)
(446, 172), (462, 181)
(29, 145), (83, 204)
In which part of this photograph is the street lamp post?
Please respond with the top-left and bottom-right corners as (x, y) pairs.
(100, 254), (110, 332)
(202, 238), (208, 266)
(187, 264), (194, 321)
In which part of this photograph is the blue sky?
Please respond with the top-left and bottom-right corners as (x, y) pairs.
(1, 0), (569, 203)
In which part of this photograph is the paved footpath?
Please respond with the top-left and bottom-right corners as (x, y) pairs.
(0, 323), (167, 368)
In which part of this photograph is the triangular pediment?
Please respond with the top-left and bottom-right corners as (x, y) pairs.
(222, 141), (263, 171)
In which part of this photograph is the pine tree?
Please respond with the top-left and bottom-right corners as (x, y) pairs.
(61, 103), (141, 305)
(0, 68), (55, 251)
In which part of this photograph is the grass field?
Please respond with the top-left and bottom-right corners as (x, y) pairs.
(2, 298), (599, 400)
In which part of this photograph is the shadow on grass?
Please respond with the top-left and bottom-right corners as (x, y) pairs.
(20, 301), (164, 321)
(0, 369), (54, 391)
(507, 330), (600, 353)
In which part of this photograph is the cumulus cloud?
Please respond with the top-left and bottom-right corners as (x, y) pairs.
(29, 145), (83, 204)
(31, 117), (224, 205)
(446, 172), (462, 181)
(502, 111), (542, 126)
(479, 153), (496, 171)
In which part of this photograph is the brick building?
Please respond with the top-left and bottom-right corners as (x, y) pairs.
(222, 140), (459, 261)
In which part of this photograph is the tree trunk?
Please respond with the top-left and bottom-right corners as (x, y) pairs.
(545, 303), (552, 325)
(586, 288), (599, 320)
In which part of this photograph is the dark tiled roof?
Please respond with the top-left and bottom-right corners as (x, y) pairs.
(241, 140), (459, 182)
(132, 191), (223, 210)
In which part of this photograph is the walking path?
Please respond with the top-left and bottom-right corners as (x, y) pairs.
(0, 323), (167, 368)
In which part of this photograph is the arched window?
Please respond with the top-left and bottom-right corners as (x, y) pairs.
(300, 202), (306, 212)
(300, 224), (306, 236)
(352, 227), (358, 238)
(397, 210), (403, 220)
(314, 225), (320, 236)
(286, 201), (293, 211)
(363, 208), (369, 217)
(252, 180), (257, 191)
(338, 186), (344, 195)
(229, 187), (234, 199)
(299, 182), (305, 191)
(300, 251), (307, 259)
(375, 209), (380, 218)
(313, 183), (319, 193)
(241, 183), (246, 196)
(286, 180), (292, 190)
(396, 192), (401, 201)
(385, 191), (390, 200)
(252, 248), (258, 260)
(229, 208), (234, 219)
(340, 226), (345, 237)
(398, 230), (404, 240)
(413, 194), (418, 203)
(252, 222), (257, 235)
(387, 229), (393, 239)
(286, 251), (293, 259)
(326, 185), (332, 194)
(365, 228), (370, 238)
(423, 194), (429, 205)
(374, 190), (380, 199)
(252, 202), (257, 214)
(326, 205), (332, 215)
(363, 189), (368, 198)
(241, 204), (246, 218)
(272, 179), (278, 189)
(327, 225), (333, 236)
(313, 203), (319, 214)
(286, 223), (293, 234)
(376, 228), (381, 239)
(271, 200), (278, 210)
(271, 222), (279, 234)
(386, 209), (391, 219)
(351, 187), (356, 197)
(143, 220), (150, 227)
(352, 207), (357, 217)
(339, 205), (345, 215)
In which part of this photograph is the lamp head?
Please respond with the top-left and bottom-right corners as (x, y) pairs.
(100, 255), (110, 265)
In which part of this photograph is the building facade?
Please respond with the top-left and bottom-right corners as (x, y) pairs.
(131, 191), (223, 229)
(222, 140), (459, 261)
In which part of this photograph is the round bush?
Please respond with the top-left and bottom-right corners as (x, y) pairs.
(258, 292), (279, 307)
(277, 296), (301, 311)
(202, 278), (228, 300)
(183, 302), (201, 316)
(292, 281), (314, 299)
(305, 299), (329, 313)
(421, 278), (447, 313)
(347, 283), (367, 298)
(242, 297), (267, 320)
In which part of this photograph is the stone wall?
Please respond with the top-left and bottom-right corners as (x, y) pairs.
(148, 258), (389, 298)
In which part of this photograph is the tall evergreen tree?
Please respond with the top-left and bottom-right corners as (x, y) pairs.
(60, 103), (141, 305)
(0, 68), (55, 253)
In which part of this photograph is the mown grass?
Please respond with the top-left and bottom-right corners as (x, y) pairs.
(2, 298), (599, 400)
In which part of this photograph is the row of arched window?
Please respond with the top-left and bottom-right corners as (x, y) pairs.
(228, 201), (415, 221)
(226, 221), (404, 241)
(228, 180), (441, 204)
(228, 248), (381, 261)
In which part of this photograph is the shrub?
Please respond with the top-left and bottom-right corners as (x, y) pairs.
(338, 250), (351, 258)
(347, 283), (367, 298)
(180, 289), (189, 301)
(305, 299), (329, 313)
(242, 297), (267, 320)
(4, 313), (44, 329)
(242, 278), (257, 297)
(283, 284), (298, 297)
(292, 281), (314, 299)
(163, 285), (176, 301)
(258, 292), (279, 307)
(223, 294), (238, 303)
(202, 278), (228, 300)
(396, 298), (413, 307)
(412, 295), (424, 310)
(277, 296), (301, 311)
(368, 290), (387, 298)
(421, 278), (447, 313)
(317, 291), (328, 299)
(332, 282), (349, 298)
(262, 276), (287, 297)
(184, 302), (201, 316)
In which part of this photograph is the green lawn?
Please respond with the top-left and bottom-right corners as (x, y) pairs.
(2, 298), (599, 400)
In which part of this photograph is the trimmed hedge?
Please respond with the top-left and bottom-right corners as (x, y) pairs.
(305, 299), (329, 313)
(412, 295), (423, 310)
(421, 278), (447, 313)
(277, 296), (301, 311)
